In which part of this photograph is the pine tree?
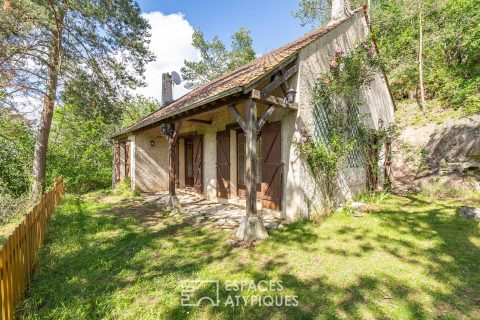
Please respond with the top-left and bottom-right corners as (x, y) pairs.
(0, 0), (154, 196)
(181, 28), (256, 89)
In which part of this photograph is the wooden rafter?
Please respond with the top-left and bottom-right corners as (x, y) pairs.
(228, 104), (246, 132)
(187, 119), (212, 125)
(243, 54), (299, 94)
(259, 63), (298, 97)
(256, 106), (275, 132)
(251, 89), (297, 110)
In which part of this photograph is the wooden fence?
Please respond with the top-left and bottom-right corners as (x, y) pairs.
(0, 177), (64, 320)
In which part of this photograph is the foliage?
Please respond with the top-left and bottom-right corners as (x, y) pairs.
(17, 191), (480, 319)
(294, 42), (384, 216)
(292, 0), (480, 113)
(112, 177), (141, 197)
(181, 28), (256, 89)
(1, 0), (154, 195)
(46, 104), (114, 194)
(119, 95), (159, 127)
(354, 189), (391, 204)
(0, 110), (34, 196)
(0, 110), (35, 225)
(0, 0), (154, 107)
(419, 181), (480, 200)
(45, 94), (155, 195)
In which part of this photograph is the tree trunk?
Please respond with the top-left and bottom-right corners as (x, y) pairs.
(418, 0), (427, 111)
(31, 12), (65, 198)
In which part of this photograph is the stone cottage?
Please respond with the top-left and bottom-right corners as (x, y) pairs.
(111, 4), (395, 241)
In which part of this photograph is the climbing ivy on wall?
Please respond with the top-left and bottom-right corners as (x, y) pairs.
(295, 40), (389, 217)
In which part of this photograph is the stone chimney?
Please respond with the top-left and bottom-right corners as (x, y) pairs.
(161, 72), (173, 107)
(329, 0), (353, 25)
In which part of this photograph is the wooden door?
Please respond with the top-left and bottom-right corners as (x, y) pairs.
(192, 135), (203, 194)
(260, 121), (282, 210)
(216, 131), (230, 199)
(185, 139), (194, 187)
(114, 144), (120, 182)
(125, 142), (131, 179)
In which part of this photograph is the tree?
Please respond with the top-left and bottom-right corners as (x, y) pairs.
(120, 95), (159, 127)
(0, 109), (34, 197)
(292, 0), (365, 26)
(418, 0), (426, 110)
(181, 27), (256, 89)
(1, 0), (154, 197)
(293, 0), (480, 113)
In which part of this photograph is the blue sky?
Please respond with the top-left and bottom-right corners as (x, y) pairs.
(138, 0), (311, 55)
(135, 0), (313, 101)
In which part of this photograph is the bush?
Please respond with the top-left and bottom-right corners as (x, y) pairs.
(0, 189), (32, 224)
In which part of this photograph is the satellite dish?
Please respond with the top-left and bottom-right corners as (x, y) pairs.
(171, 71), (182, 85)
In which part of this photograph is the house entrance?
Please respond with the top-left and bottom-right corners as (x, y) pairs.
(184, 135), (203, 193)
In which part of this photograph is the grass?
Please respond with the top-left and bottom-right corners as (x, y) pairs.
(0, 195), (34, 245)
(16, 191), (480, 319)
(394, 99), (468, 130)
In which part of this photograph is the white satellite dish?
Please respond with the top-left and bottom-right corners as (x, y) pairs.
(171, 71), (182, 85)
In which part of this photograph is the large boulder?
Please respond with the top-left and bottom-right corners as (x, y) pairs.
(458, 206), (480, 219)
(392, 114), (480, 193)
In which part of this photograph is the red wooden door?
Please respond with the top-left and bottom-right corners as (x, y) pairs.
(216, 131), (230, 199)
(192, 135), (203, 194)
(261, 121), (282, 210)
(125, 142), (131, 178)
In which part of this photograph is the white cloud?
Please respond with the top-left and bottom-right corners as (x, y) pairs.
(136, 11), (199, 102)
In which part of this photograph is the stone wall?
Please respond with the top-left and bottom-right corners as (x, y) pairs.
(134, 127), (169, 192)
(393, 114), (480, 192)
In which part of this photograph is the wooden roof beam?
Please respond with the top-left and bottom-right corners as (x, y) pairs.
(259, 62), (299, 97)
(251, 89), (298, 110)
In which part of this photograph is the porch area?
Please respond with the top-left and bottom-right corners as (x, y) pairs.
(145, 190), (285, 231)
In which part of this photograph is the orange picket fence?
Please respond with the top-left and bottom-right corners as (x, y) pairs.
(0, 177), (64, 320)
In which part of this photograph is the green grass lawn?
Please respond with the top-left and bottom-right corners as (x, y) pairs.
(16, 191), (480, 319)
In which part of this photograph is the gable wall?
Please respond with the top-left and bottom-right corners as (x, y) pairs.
(283, 10), (395, 220)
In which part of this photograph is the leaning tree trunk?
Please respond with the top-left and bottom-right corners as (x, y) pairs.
(31, 16), (64, 198)
(418, 0), (426, 111)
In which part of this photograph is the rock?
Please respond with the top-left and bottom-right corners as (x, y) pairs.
(264, 222), (277, 230)
(216, 218), (226, 225)
(226, 219), (237, 226)
(458, 206), (480, 219)
(351, 202), (365, 209)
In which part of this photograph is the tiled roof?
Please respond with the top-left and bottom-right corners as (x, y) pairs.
(113, 8), (364, 138)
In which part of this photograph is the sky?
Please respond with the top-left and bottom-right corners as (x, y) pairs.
(135, 0), (312, 101)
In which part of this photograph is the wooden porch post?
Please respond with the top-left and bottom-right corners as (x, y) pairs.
(168, 137), (176, 197)
(161, 121), (182, 209)
(234, 98), (268, 241)
(245, 98), (258, 216)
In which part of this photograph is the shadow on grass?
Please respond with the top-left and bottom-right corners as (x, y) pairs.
(17, 195), (236, 319)
(17, 193), (480, 319)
